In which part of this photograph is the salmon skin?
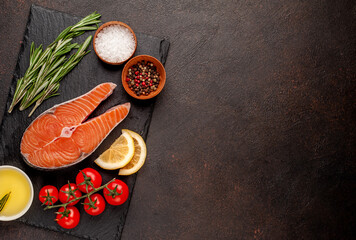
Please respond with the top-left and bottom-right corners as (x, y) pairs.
(20, 82), (130, 170)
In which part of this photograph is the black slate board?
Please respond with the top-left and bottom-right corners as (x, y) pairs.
(0, 4), (169, 240)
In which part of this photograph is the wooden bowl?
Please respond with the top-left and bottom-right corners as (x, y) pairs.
(93, 21), (137, 65)
(122, 55), (166, 100)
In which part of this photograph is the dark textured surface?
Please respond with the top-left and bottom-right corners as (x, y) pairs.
(0, 1), (355, 240)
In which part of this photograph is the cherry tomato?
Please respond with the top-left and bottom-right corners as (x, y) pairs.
(59, 183), (82, 206)
(39, 185), (58, 206)
(103, 179), (129, 205)
(56, 206), (80, 229)
(75, 168), (102, 193)
(83, 193), (106, 216)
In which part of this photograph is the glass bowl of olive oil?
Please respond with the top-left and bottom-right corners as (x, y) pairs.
(0, 165), (33, 221)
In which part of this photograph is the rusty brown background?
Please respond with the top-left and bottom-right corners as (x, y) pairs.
(0, 0), (355, 239)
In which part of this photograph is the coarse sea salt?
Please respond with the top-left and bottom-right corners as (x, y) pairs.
(95, 24), (136, 63)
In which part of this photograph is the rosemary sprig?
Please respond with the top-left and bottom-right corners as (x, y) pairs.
(8, 12), (101, 116)
(24, 35), (93, 117)
(0, 192), (11, 212)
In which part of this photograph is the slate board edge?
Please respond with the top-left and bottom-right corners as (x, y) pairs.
(0, 4), (170, 240)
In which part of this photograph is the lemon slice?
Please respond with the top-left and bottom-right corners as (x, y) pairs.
(118, 129), (147, 176)
(94, 130), (135, 170)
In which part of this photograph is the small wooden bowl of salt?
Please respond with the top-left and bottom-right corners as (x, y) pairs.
(93, 21), (137, 65)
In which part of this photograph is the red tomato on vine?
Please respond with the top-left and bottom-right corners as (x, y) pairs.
(103, 179), (129, 205)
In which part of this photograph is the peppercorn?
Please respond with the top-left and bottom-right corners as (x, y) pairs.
(126, 60), (160, 97)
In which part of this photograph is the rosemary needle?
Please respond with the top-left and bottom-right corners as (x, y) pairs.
(0, 192), (11, 213)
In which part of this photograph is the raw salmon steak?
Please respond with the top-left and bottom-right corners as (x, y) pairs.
(20, 82), (130, 169)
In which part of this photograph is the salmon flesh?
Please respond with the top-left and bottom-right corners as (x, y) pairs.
(20, 82), (130, 170)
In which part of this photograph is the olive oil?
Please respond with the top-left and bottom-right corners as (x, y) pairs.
(0, 168), (31, 217)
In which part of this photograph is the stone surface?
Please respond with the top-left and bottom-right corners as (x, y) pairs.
(0, 0), (355, 240)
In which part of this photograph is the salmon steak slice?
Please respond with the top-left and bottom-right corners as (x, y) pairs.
(20, 82), (130, 170)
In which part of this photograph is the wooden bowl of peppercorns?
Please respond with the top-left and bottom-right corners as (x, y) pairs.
(121, 55), (166, 99)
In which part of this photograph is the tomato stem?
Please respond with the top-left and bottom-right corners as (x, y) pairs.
(82, 198), (97, 210)
(77, 170), (95, 193)
(44, 178), (116, 210)
(40, 189), (57, 206)
(60, 181), (80, 203)
(105, 185), (123, 199)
